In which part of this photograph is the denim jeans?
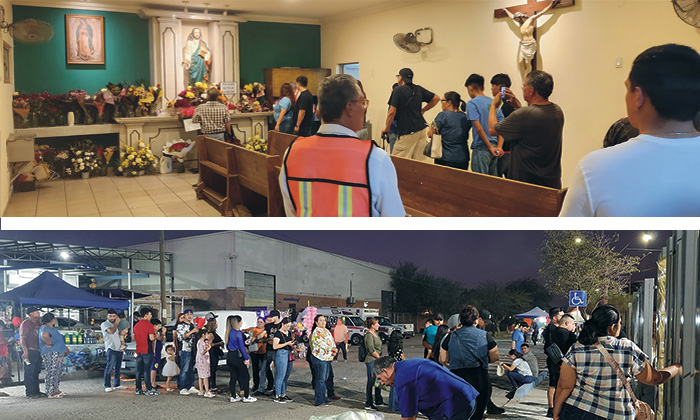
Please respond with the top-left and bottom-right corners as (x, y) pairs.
(311, 355), (331, 406)
(507, 371), (534, 389)
(389, 385), (400, 411)
(560, 403), (607, 420)
(23, 350), (42, 396)
(104, 349), (123, 388)
(206, 132), (225, 141)
(365, 362), (384, 406)
(178, 350), (194, 390)
(471, 145), (498, 176)
(258, 351), (276, 392)
(135, 353), (154, 391)
(334, 342), (347, 361)
(278, 119), (294, 134)
(274, 349), (293, 396)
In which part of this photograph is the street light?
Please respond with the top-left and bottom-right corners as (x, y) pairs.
(60, 251), (69, 260)
(575, 237), (582, 244)
(642, 233), (653, 243)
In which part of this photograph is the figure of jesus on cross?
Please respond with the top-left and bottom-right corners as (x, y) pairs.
(496, 0), (572, 74)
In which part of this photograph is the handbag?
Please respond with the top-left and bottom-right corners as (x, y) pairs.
(249, 342), (259, 353)
(545, 343), (564, 365)
(423, 121), (443, 159)
(595, 342), (654, 420)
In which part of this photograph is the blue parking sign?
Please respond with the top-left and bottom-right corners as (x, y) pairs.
(569, 291), (587, 307)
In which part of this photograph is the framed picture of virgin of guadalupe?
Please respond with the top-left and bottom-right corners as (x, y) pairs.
(65, 14), (105, 65)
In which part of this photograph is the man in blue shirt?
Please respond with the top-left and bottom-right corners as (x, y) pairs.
(465, 74), (504, 176)
(511, 322), (528, 352)
(373, 356), (478, 420)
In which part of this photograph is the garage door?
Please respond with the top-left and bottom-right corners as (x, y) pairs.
(244, 271), (275, 308)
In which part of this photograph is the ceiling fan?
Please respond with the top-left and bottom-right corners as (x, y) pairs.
(0, 5), (55, 44)
(393, 27), (433, 54)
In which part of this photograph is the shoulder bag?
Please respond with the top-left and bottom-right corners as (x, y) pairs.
(595, 342), (654, 420)
(423, 120), (443, 159)
(545, 343), (564, 365)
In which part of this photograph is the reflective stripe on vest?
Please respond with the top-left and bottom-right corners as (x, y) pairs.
(284, 134), (373, 217)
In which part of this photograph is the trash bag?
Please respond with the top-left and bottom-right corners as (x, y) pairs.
(309, 411), (386, 420)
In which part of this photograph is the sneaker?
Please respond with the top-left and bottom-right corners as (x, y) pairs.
(252, 390), (264, 397)
(230, 395), (241, 403)
(189, 386), (198, 393)
(146, 389), (160, 396)
(505, 389), (516, 400)
(179, 389), (191, 395)
(274, 396), (287, 404)
(330, 395), (341, 400)
(135, 389), (144, 395)
(364, 405), (377, 410)
(546, 407), (554, 418)
(487, 405), (505, 415)
(263, 389), (275, 396)
(242, 396), (257, 403)
(105, 387), (114, 392)
(204, 392), (215, 398)
(198, 391), (204, 396)
(376, 401), (388, 407)
(113, 385), (125, 390)
(283, 395), (293, 402)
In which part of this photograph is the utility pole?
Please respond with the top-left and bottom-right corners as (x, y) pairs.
(160, 231), (167, 322)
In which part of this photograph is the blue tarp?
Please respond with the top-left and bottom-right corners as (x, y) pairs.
(0, 271), (129, 310)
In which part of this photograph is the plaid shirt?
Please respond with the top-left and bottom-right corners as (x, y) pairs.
(563, 336), (649, 419)
(192, 101), (230, 134)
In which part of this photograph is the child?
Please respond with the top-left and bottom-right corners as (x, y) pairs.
(162, 344), (180, 392)
(196, 331), (214, 398)
(117, 312), (129, 351)
(150, 319), (164, 391)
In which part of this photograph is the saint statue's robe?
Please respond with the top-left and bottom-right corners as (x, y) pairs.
(184, 38), (211, 83)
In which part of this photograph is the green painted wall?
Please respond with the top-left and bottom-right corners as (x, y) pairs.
(239, 21), (320, 85)
(12, 6), (149, 94)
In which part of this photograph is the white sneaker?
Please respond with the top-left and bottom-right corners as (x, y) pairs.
(243, 396), (257, 403)
(198, 391), (204, 396)
(113, 385), (125, 390)
(230, 395), (241, 403)
(179, 389), (191, 395)
(204, 392), (215, 398)
(105, 387), (113, 392)
(189, 387), (198, 393)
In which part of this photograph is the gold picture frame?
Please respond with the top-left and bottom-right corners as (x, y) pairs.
(65, 14), (105, 65)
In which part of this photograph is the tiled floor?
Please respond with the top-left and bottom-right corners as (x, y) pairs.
(2, 172), (223, 217)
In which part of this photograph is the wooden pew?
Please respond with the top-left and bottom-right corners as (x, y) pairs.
(195, 135), (285, 217)
(391, 155), (567, 217)
(267, 130), (296, 157)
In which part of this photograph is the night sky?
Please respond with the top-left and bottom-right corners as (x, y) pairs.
(0, 229), (670, 290)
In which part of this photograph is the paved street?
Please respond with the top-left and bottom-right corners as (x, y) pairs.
(0, 336), (553, 420)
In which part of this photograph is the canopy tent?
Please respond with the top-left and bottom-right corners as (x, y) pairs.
(0, 271), (129, 310)
(515, 306), (549, 319)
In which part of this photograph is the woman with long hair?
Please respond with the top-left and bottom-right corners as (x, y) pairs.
(427, 91), (471, 170)
(309, 315), (337, 406)
(274, 83), (296, 134)
(363, 317), (385, 410)
(431, 325), (450, 363)
(225, 315), (256, 403)
(39, 313), (68, 398)
(554, 305), (682, 420)
(272, 317), (295, 404)
(205, 317), (224, 392)
(247, 317), (267, 392)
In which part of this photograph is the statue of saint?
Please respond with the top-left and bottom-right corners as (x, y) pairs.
(503, 0), (559, 73)
(76, 18), (95, 61)
(182, 28), (211, 84)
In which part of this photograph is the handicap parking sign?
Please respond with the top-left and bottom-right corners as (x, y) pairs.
(569, 291), (587, 307)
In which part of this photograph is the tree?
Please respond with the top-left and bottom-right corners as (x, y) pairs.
(465, 279), (537, 332)
(390, 261), (465, 316)
(540, 231), (641, 316)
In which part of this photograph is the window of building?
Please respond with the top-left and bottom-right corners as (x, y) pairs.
(339, 62), (359, 80)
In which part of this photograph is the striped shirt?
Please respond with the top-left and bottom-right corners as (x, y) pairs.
(563, 336), (649, 419)
(192, 101), (230, 134)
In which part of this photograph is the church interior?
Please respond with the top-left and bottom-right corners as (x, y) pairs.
(1, 0), (699, 217)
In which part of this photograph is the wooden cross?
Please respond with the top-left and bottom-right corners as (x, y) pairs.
(495, 0), (575, 72)
(494, 0), (574, 19)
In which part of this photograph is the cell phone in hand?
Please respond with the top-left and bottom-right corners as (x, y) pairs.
(500, 86), (507, 99)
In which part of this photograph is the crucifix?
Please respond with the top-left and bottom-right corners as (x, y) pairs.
(495, 0), (574, 73)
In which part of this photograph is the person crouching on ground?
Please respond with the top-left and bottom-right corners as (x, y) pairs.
(374, 356), (479, 420)
(499, 350), (534, 400)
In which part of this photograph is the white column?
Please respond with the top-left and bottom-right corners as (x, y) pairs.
(208, 21), (222, 85)
(157, 17), (183, 103)
(219, 22), (240, 98)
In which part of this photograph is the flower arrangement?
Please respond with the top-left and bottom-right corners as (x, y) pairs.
(119, 140), (158, 176)
(237, 82), (269, 113)
(163, 139), (195, 162)
(66, 139), (99, 175)
(177, 81), (208, 109)
(244, 134), (267, 153)
(12, 95), (30, 127)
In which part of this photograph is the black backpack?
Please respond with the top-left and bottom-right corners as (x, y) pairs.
(358, 341), (368, 362)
